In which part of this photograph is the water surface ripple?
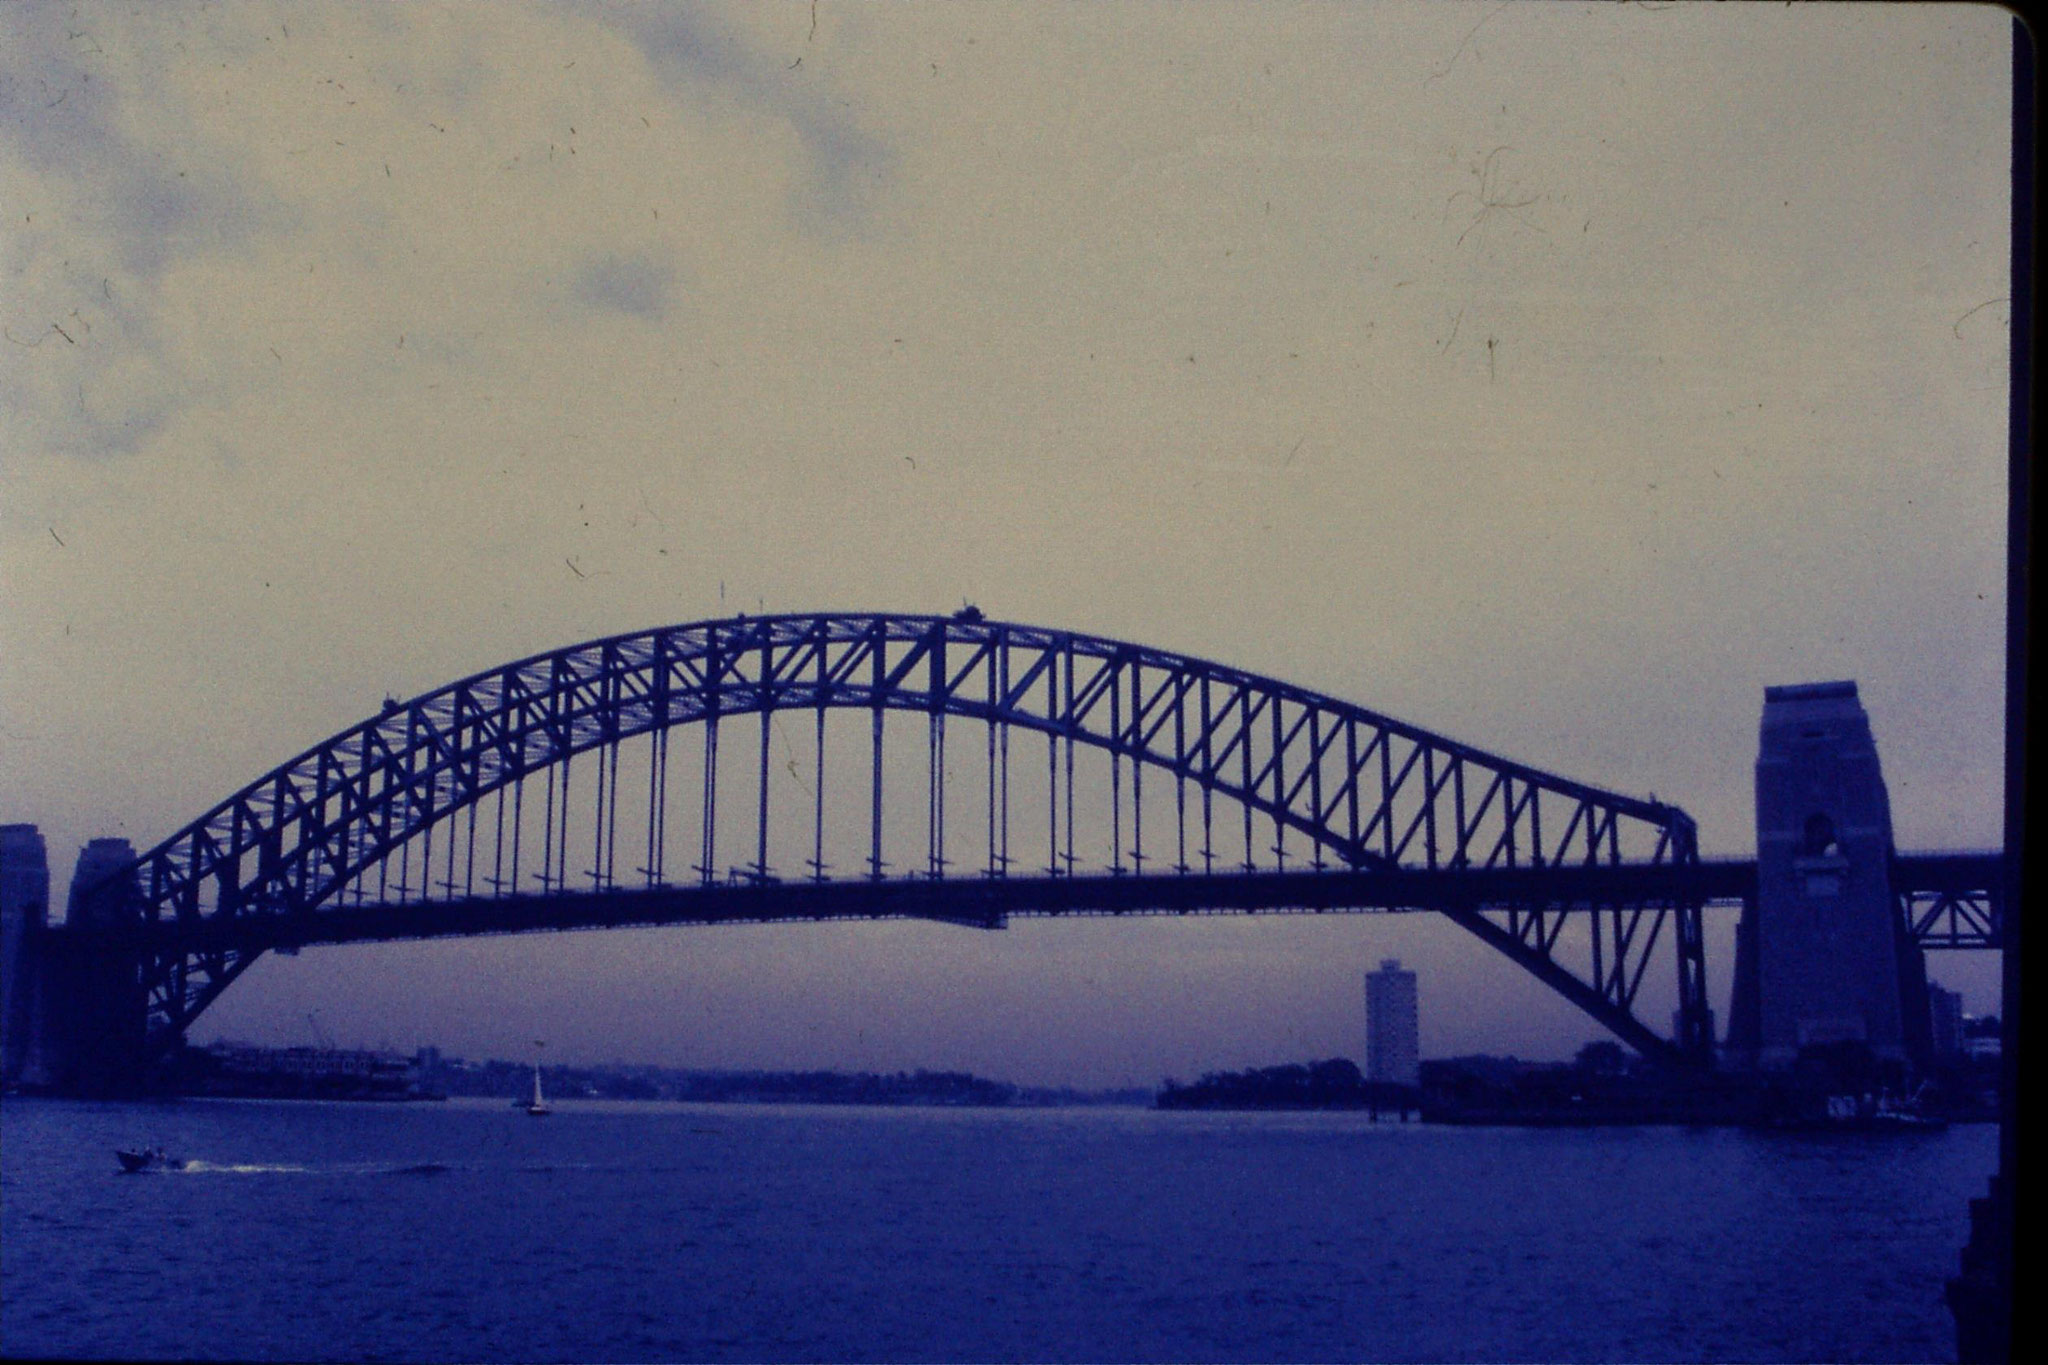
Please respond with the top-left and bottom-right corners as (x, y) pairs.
(1, 1097), (1986, 1362)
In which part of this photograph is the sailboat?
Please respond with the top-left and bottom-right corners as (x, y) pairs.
(523, 1041), (552, 1117)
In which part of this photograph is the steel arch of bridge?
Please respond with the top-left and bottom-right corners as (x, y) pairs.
(90, 612), (1707, 1063)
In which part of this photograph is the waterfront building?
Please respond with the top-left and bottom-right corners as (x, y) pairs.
(1366, 958), (1420, 1086)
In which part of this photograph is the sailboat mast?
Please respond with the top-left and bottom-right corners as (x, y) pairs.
(524, 1038), (550, 1115)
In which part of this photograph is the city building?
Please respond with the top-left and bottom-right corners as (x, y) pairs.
(1928, 982), (1965, 1058)
(1366, 958), (1420, 1086)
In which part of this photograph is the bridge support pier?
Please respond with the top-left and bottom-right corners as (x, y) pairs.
(8, 838), (152, 1097)
(1, 824), (51, 1088)
(1731, 682), (1919, 1069)
(33, 939), (149, 1097)
(58, 839), (151, 1096)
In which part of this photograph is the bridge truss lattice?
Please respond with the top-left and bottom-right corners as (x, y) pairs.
(83, 613), (1714, 1063)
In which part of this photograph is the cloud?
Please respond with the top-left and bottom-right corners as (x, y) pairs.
(0, 6), (261, 275)
(0, 3), (265, 459)
(571, 252), (674, 321)
(598, 2), (893, 228)
(0, 238), (184, 461)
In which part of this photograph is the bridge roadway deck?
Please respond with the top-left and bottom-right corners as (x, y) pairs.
(77, 854), (2000, 953)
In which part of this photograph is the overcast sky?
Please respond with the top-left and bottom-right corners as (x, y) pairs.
(0, 2), (2012, 1082)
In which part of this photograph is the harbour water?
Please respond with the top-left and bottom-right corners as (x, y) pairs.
(1, 1096), (1988, 1362)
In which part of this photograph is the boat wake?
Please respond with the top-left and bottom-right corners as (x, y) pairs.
(165, 1160), (454, 1177)
(174, 1161), (315, 1174)
(134, 1157), (684, 1178)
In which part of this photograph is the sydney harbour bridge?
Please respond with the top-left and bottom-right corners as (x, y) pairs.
(0, 610), (2007, 1095)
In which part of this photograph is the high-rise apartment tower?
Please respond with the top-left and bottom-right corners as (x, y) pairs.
(1366, 958), (1419, 1086)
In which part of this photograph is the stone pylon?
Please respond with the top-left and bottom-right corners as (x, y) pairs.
(1, 824), (51, 1088)
(1725, 682), (1929, 1068)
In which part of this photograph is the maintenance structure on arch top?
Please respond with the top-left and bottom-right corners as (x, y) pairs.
(0, 611), (2007, 1096)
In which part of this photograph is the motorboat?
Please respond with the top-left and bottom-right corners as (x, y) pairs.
(116, 1147), (184, 1173)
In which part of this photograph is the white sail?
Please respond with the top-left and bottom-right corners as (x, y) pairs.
(525, 1048), (551, 1115)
